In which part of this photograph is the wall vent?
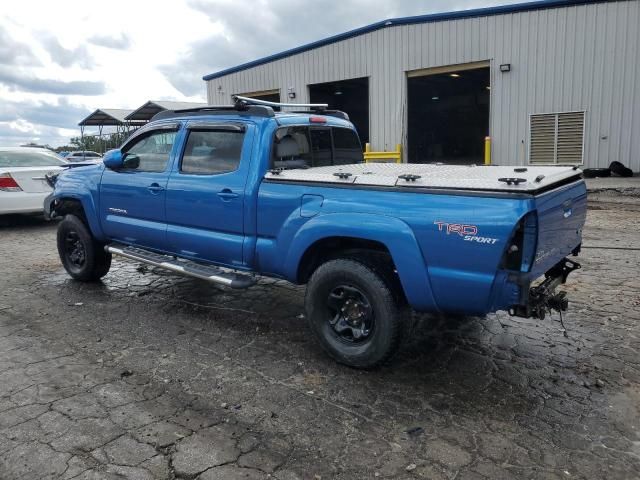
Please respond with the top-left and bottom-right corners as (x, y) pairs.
(529, 111), (585, 164)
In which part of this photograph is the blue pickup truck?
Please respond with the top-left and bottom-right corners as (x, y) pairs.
(45, 97), (587, 368)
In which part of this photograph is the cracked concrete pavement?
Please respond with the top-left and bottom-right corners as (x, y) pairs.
(0, 197), (639, 479)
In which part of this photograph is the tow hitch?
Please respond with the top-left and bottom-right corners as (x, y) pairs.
(511, 258), (581, 319)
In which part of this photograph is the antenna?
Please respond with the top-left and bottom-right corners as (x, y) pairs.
(233, 95), (328, 110)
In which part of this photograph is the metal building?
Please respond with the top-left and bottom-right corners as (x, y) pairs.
(203, 0), (640, 170)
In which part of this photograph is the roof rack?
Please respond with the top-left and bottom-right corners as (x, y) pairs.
(151, 104), (275, 121)
(233, 95), (328, 110)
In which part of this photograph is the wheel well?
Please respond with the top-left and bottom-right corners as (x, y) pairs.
(52, 198), (87, 222)
(297, 236), (406, 303)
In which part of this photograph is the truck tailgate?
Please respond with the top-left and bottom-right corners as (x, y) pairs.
(531, 179), (587, 275)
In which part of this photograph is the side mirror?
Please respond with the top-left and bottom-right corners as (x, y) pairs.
(103, 149), (124, 169)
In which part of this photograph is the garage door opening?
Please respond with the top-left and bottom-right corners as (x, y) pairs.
(238, 89), (281, 110)
(407, 66), (489, 164)
(309, 77), (369, 144)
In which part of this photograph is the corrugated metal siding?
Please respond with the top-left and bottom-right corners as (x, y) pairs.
(206, 0), (640, 170)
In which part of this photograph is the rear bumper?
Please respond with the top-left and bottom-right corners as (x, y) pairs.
(509, 257), (581, 319)
(0, 191), (50, 215)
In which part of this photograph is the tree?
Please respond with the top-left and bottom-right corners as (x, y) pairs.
(70, 131), (131, 153)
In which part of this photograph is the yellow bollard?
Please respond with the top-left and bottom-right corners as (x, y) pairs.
(363, 143), (402, 163)
(484, 136), (491, 165)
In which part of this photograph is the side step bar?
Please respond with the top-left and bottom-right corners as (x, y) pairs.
(105, 245), (256, 289)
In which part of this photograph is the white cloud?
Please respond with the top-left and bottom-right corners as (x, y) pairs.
(0, 0), (522, 147)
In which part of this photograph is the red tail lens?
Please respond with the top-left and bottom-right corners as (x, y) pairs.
(0, 173), (21, 191)
(309, 116), (327, 123)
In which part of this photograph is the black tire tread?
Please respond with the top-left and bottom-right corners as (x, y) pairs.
(305, 258), (403, 368)
(57, 215), (111, 282)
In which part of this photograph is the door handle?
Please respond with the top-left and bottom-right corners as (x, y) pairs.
(217, 189), (239, 201)
(147, 183), (165, 194)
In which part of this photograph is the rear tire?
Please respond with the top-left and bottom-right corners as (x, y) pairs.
(57, 215), (111, 281)
(583, 167), (611, 178)
(305, 258), (404, 368)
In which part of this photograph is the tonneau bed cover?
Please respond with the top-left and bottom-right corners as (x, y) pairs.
(264, 163), (582, 193)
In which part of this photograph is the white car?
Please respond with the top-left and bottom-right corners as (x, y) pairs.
(66, 151), (102, 163)
(0, 147), (68, 215)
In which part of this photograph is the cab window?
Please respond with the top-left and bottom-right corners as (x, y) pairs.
(180, 129), (244, 175)
(123, 130), (176, 172)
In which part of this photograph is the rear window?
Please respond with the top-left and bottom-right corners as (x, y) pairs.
(0, 151), (65, 167)
(333, 127), (364, 164)
(273, 126), (362, 169)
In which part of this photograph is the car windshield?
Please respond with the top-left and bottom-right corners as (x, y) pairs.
(0, 150), (65, 167)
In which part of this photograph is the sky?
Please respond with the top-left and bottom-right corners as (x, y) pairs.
(0, 0), (523, 147)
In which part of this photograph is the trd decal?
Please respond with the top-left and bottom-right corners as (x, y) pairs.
(434, 221), (499, 245)
(434, 221), (477, 236)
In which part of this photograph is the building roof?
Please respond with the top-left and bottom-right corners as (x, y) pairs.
(203, 0), (612, 81)
(78, 109), (145, 126)
(125, 100), (208, 121)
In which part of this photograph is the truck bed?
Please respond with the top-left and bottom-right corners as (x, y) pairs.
(264, 163), (582, 194)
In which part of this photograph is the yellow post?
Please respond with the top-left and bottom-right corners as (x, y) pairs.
(484, 136), (491, 165)
(365, 143), (371, 154)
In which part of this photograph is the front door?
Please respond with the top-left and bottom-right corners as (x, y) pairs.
(99, 127), (178, 251)
(165, 122), (254, 268)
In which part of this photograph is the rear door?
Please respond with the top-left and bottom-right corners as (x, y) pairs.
(165, 121), (254, 268)
(99, 125), (179, 251)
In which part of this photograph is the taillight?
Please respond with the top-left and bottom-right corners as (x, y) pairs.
(502, 212), (537, 272)
(0, 173), (22, 192)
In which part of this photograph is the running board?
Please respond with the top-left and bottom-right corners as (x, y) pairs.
(105, 245), (256, 289)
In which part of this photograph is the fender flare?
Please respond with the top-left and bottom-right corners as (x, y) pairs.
(283, 212), (439, 312)
(48, 191), (105, 241)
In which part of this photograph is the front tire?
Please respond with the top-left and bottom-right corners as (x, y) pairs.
(305, 259), (404, 368)
(57, 215), (111, 281)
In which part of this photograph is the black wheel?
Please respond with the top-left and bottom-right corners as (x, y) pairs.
(57, 215), (111, 281)
(305, 259), (404, 368)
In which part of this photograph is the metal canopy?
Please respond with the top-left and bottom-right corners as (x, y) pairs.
(124, 101), (208, 122)
(77, 109), (147, 155)
(78, 109), (145, 127)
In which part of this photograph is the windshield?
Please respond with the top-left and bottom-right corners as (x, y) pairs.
(0, 150), (65, 168)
